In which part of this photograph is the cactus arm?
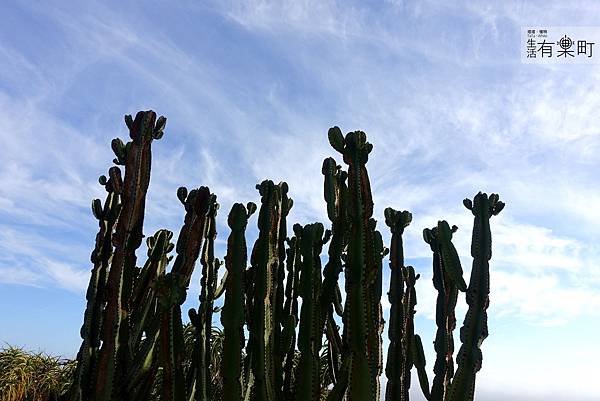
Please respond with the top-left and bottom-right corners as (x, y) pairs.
(446, 193), (504, 401)
(437, 222), (467, 292)
(214, 270), (228, 299)
(325, 311), (343, 386)
(125, 312), (162, 393)
(70, 175), (120, 401)
(326, 357), (349, 401)
(170, 187), (212, 285)
(129, 230), (173, 350)
(412, 334), (431, 400)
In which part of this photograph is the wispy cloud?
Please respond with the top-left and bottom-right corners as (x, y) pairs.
(0, 226), (90, 292)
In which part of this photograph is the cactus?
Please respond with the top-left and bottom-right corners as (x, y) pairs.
(446, 193), (504, 401)
(124, 229), (172, 398)
(296, 223), (327, 401)
(188, 193), (220, 401)
(92, 111), (164, 401)
(247, 180), (286, 401)
(319, 157), (348, 393)
(422, 221), (465, 401)
(328, 127), (380, 401)
(368, 220), (388, 398)
(70, 112), (219, 401)
(274, 183), (293, 399)
(155, 271), (187, 401)
(70, 112), (504, 401)
(281, 229), (302, 400)
(383, 207), (412, 401)
(70, 172), (121, 401)
(221, 203), (256, 401)
(153, 187), (213, 401)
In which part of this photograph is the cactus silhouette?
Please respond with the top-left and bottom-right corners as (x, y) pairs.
(68, 112), (503, 401)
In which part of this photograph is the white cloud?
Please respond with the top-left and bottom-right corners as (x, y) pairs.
(221, 0), (366, 39)
(491, 270), (600, 325)
(42, 259), (89, 293)
(0, 266), (43, 287)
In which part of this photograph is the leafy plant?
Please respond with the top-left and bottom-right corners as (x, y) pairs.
(0, 346), (76, 401)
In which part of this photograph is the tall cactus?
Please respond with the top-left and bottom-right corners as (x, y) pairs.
(70, 111), (221, 401)
(423, 221), (466, 401)
(155, 187), (215, 401)
(320, 157), (348, 393)
(221, 203), (256, 401)
(70, 171), (121, 401)
(328, 127), (380, 401)
(446, 193), (504, 401)
(296, 223), (327, 401)
(92, 111), (164, 401)
(383, 207), (412, 401)
(125, 229), (172, 399)
(247, 180), (285, 401)
(188, 193), (220, 401)
(368, 219), (388, 398)
(274, 183), (293, 399)
(281, 229), (302, 400)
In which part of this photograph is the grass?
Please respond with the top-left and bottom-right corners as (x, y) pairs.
(0, 345), (75, 401)
(0, 323), (330, 400)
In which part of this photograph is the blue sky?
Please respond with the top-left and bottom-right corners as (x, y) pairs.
(1, 1), (599, 400)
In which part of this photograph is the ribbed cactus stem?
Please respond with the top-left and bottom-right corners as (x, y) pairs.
(248, 180), (284, 401)
(446, 193), (504, 401)
(319, 157), (349, 393)
(155, 186), (213, 401)
(93, 111), (163, 401)
(403, 265), (420, 399)
(191, 194), (219, 401)
(282, 229), (302, 400)
(296, 223), (326, 401)
(274, 183), (293, 399)
(383, 207), (411, 401)
(325, 311), (343, 386)
(156, 272), (187, 401)
(158, 188), (215, 401)
(368, 223), (387, 398)
(329, 127), (378, 401)
(70, 173), (121, 401)
(125, 229), (173, 395)
(129, 229), (174, 347)
(170, 187), (212, 284)
(423, 220), (465, 401)
(221, 203), (255, 401)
